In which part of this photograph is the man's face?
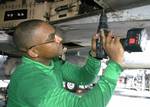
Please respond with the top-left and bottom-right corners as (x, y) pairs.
(29, 23), (63, 59)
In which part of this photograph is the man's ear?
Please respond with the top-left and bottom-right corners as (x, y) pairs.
(27, 48), (38, 58)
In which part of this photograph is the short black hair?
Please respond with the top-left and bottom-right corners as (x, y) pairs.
(13, 19), (47, 51)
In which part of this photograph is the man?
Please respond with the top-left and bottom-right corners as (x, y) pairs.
(7, 19), (124, 107)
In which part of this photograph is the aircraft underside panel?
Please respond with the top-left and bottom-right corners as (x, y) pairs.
(0, 0), (80, 28)
(94, 0), (150, 11)
(1, 0), (150, 28)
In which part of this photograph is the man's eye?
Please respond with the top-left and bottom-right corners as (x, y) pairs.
(51, 34), (55, 40)
(49, 33), (55, 40)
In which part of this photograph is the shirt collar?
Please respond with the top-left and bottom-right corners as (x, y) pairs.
(22, 56), (54, 73)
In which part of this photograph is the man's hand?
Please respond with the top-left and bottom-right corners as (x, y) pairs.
(103, 32), (124, 66)
(91, 33), (99, 57)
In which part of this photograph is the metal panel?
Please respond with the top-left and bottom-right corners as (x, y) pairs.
(94, 0), (150, 11)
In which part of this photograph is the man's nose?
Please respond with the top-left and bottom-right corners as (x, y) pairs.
(54, 35), (63, 44)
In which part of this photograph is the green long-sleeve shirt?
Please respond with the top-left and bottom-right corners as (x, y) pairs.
(7, 55), (122, 107)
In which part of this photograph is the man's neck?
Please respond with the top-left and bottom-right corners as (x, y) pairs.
(32, 57), (52, 66)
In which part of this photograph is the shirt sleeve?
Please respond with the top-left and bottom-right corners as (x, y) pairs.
(39, 60), (123, 107)
(61, 55), (101, 85)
